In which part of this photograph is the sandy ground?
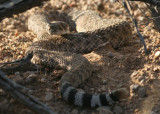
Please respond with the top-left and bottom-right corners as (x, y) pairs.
(0, 0), (160, 114)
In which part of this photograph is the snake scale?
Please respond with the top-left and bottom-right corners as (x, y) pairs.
(26, 10), (131, 107)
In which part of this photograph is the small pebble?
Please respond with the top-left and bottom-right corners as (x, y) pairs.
(144, 26), (152, 34)
(131, 71), (138, 78)
(82, 5), (88, 10)
(14, 71), (20, 76)
(138, 16), (145, 21)
(9, 98), (16, 104)
(153, 67), (159, 72)
(139, 79), (145, 85)
(87, 0), (92, 4)
(40, 78), (46, 83)
(97, 106), (113, 114)
(53, 70), (65, 77)
(80, 110), (87, 114)
(110, 0), (116, 3)
(101, 85), (106, 92)
(138, 76), (144, 81)
(0, 89), (4, 93)
(6, 25), (14, 29)
(27, 90), (34, 95)
(45, 92), (53, 101)
(90, 88), (95, 93)
(104, 0), (108, 2)
(116, 8), (123, 15)
(13, 73), (23, 83)
(0, 100), (9, 110)
(150, 111), (158, 114)
(154, 51), (160, 59)
(71, 109), (78, 114)
(114, 106), (123, 114)
(102, 80), (107, 85)
(25, 74), (37, 84)
(107, 52), (114, 58)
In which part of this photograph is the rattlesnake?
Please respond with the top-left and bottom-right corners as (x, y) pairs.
(26, 10), (131, 107)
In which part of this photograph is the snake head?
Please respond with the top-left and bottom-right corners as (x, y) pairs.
(47, 21), (70, 35)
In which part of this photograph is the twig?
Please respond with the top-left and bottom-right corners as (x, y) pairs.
(0, 70), (56, 114)
(129, 0), (160, 7)
(146, 3), (160, 31)
(0, 0), (49, 21)
(122, 0), (148, 54)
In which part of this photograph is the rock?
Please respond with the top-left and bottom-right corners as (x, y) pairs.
(138, 87), (147, 98)
(130, 84), (139, 92)
(97, 106), (113, 114)
(45, 92), (53, 101)
(114, 106), (123, 114)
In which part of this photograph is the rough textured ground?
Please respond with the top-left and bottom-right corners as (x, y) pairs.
(0, 0), (160, 114)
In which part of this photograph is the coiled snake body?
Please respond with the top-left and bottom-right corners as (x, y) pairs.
(27, 10), (131, 107)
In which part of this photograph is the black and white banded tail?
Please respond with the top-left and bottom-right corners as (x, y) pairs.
(60, 82), (129, 107)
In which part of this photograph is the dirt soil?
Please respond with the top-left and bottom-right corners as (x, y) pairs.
(0, 0), (160, 114)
